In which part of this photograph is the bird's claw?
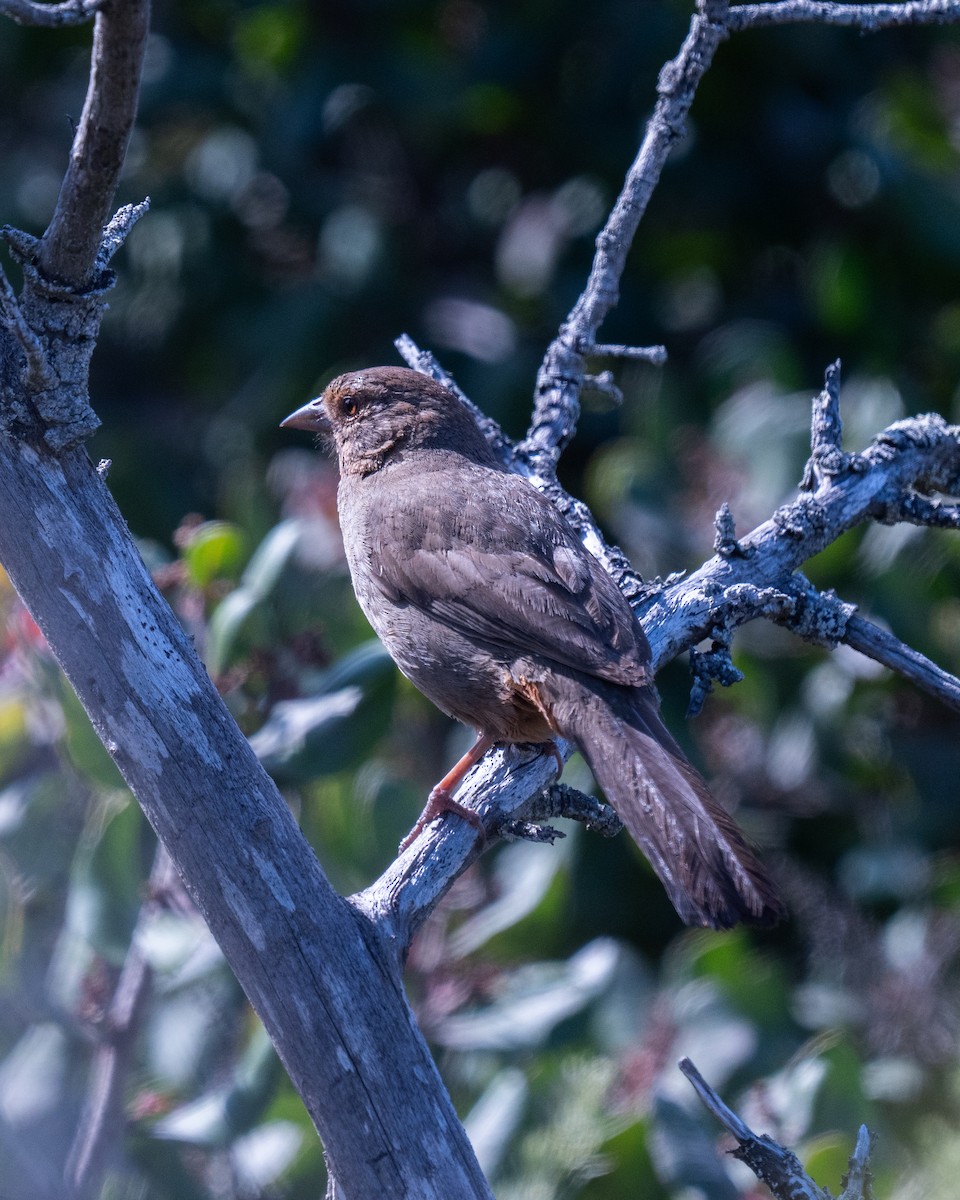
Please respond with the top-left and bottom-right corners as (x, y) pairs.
(398, 785), (486, 852)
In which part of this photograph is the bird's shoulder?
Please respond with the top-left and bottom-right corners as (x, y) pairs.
(345, 450), (650, 687)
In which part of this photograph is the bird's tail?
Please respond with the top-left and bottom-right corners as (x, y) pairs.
(545, 675), (782, 929)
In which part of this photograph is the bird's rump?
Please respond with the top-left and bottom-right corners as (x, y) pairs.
(539, 671), (783, 929)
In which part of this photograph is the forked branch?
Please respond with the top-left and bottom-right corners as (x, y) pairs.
(680, 1058), (874, 1200)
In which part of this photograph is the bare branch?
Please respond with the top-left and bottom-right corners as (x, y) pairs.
(844, 613), (960, 711)
(65, 847), (177, 1200)
(678, 1057), (873, 1200)
(641, 395), (960, 669)
(713, 501), (749, 558)
(0, 0), (102, 27)
(801, 358), (856, 489)
(96, 198), (150, 271)
(352, 743), (562, 953)
(591, 342), (668, 363)
(582, 370), (624, 405)
(533, 782), (623, 835)
(521, 0), (731, 471)
(727, 0), (960, 32)
(521, 0), (960, 476)
(371, 355), (960, 945)
(38, 0), (150, 288)
(877, 490), (960, 528)
(839, 1126), (875, 1200)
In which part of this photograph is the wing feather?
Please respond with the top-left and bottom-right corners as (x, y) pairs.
(365, 466), (650, 686)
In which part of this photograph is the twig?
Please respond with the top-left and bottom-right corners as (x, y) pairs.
(38, 0), (151, 288)
(521, 0), (731, 472)
(641, 375), (960, 669)
(65, 846), (178, 1200)
(844, 613), (960, 711)
(678, 1056), (864, 1199)
(728, 0), (960, 32)
(591, 342), (667, 363)
(801, 359), (857, 489)
(839, 1125), (875, 1200)
(0, 0), (102, 26)
(496, 781), (624, 841)
(96, 198), (150, 271)
(713, 501), (749, 558)
(0, 261), (53, 393)
(876, 491), (960, 528)
(582, 371), (624, 405)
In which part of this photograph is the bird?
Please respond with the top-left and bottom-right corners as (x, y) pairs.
(281, 366), (782, 929)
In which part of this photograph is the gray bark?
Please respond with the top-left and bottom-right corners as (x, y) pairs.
(0, 426), (492, 1199)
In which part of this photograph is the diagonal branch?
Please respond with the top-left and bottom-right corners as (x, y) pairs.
(641, 392), (960, 667)
(37, 0), (150, 288)
(65, 847), (178, 1200)
(364, 363), (960, 953)
(521, 0), (731, 472)
(844, 613), (960, 711)
(679, 1057), (873, 1200)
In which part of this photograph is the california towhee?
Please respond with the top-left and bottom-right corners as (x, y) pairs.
(282, 366), (781, 929)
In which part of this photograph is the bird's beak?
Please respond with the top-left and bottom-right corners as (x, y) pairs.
(280, 397), (331, 434)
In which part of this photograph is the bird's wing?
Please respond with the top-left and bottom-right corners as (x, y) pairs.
(366, 466), (650, 686)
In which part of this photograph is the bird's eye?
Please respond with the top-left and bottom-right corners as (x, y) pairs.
(341, 396), (360, 418)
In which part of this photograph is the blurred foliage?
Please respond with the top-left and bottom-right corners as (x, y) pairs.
(2, 0), (960, 1196)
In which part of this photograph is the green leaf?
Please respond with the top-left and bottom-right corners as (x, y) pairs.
(206, 519), (330, 673)
(181, 520), (248, 587)
(240, 519), (304, 600)
(206, 587), (271, 675)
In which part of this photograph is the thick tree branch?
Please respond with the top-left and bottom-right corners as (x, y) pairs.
(0, 435), (492, 1197)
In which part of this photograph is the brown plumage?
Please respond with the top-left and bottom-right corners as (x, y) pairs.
(281, 366), (782, 929)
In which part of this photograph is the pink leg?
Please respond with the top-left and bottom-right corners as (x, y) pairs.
(399, 732), (495, 851)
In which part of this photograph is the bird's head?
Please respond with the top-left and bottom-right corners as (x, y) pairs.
(281, 366), (494, 477)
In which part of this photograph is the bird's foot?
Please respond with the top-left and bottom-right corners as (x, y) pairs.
(398, 731), (496, 851)
(399, 786), (485, 852)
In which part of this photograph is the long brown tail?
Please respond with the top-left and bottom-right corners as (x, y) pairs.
(544, 675), (783, 929)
